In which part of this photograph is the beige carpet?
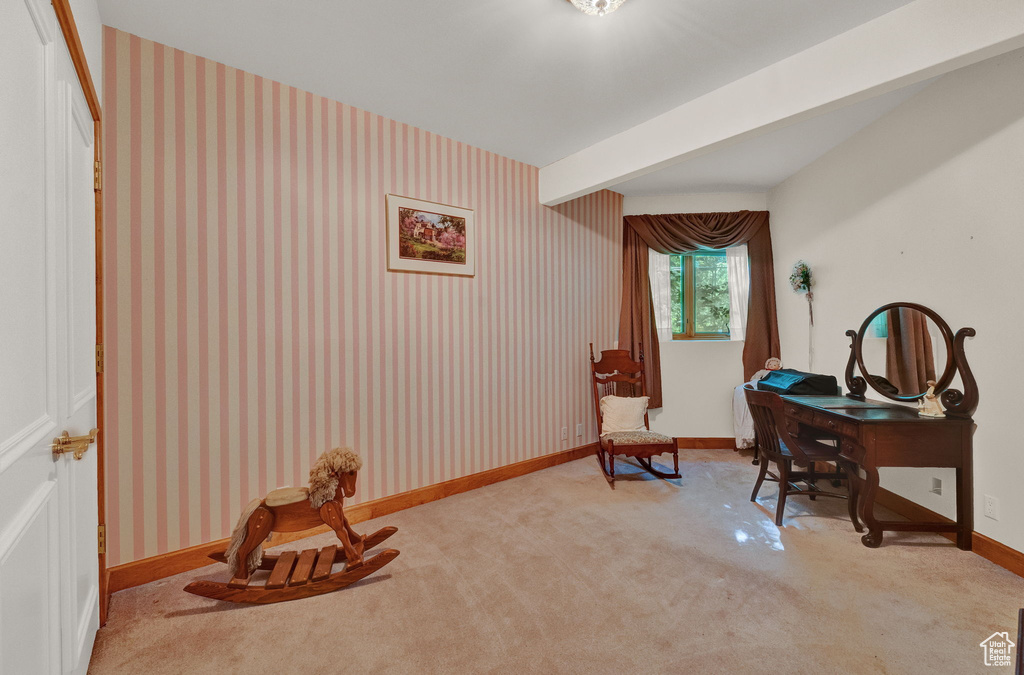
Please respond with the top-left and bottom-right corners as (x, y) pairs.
(89, 449), (1023, 674)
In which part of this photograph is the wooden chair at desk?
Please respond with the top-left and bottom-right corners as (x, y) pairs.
(744, 385), (862, 530)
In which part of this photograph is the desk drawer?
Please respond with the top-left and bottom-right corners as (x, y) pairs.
(813, 411), (856, 438)
(784, 404), (814, 424)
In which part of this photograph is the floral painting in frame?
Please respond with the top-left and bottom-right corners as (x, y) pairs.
(385, 194), (475, 277)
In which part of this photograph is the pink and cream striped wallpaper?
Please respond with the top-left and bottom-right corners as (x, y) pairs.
(102, 28), (623, 566)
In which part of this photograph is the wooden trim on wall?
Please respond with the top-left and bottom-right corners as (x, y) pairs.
(51, 0), (100, 119)
(676, 437), (737, 450)
(51, 0), (107, 624)
(875, 487), (1024, 579)
(109, 443), (597, 593)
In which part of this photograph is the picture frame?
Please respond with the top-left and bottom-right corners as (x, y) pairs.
(385, 194), (475, 277)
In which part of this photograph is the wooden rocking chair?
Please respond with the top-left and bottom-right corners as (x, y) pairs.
(589, 344), (680, 488)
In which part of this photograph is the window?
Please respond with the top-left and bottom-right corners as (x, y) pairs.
(867, 311), (889, 338)
(669, 250), (731, 339)
(650, 245), (747, 342)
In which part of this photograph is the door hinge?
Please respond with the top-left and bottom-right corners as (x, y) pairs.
(94, 159), (101, 191)
(95, 344), (104, 374)
(97, 525), (106, 555)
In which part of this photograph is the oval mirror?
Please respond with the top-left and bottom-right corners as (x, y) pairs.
(853, 303), (955, 402)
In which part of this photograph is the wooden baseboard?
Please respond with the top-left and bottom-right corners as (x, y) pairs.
(108, 443), (596, 593)
(676, 437), (737, 450)
(875, 487), (1024, 578)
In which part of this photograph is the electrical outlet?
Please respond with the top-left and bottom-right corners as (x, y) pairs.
(576, 423), (583, 437)
(560, 426), (568, 441)
(984, 495), (1000, 520)
(930, 477), (942, 495)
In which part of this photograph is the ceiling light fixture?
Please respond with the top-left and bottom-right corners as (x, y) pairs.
(568, 0), (626, 18)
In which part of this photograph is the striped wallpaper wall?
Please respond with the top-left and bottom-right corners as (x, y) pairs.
(102, 27), (623, 566)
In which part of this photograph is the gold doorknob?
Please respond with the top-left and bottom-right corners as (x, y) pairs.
(52, 429), (98, 460)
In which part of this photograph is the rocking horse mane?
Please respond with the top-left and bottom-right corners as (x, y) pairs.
(308, 447), (363, 508)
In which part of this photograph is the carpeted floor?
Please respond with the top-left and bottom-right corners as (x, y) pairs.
(89, 449), (1023, 674)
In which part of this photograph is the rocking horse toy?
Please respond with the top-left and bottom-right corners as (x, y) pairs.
(184, 448), (399, 604)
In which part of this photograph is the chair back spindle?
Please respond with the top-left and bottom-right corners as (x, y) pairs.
(743, 385), (810, 464)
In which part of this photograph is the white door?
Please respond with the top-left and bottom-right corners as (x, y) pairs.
(0, 0), (100, 673)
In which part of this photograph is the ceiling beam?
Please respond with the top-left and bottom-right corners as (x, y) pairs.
(539, 0), (1024, 206)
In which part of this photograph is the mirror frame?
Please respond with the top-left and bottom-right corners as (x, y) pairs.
(844, 302), (979, 419)
(855, 302), (955, 401)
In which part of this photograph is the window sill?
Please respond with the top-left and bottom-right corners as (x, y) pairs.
(662, 338), (744, 344)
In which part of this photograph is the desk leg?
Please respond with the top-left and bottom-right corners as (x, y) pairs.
(840, 460), (863, 533)
(956, 426), (974, 550)
(956, 465), (973, 551)
(859, 465), (883, 548)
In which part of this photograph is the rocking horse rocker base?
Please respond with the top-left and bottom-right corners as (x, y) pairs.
(183, 448), (399, 605)
(184, 527), (399, 605)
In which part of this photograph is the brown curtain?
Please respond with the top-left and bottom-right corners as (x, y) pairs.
(885, 308), (935, 395)
(619, 211), (781, 408)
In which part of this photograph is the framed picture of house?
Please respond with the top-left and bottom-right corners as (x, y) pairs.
(385, 194), (475, 277)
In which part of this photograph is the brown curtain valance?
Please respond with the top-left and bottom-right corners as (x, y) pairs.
(619, 211), (781, 408)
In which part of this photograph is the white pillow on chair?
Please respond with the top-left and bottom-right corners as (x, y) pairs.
(599, 395), (649, 436)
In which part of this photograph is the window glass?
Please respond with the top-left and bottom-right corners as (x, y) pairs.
(868, 312), (889, 338)
(668, 249), (731, 339)
(692, 252), (730, 334)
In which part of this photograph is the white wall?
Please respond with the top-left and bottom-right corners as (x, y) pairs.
(648, 340), (744, 438)
(623, 193), (766, 438)
(768, 48), (1024, 552)
(623, 193), (767, 216)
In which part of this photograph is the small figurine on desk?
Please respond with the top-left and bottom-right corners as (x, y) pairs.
(918, 380), (945, 418)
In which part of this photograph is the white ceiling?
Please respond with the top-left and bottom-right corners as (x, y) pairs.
(97, 0), (918, 187)
(613, 79), (934, 196)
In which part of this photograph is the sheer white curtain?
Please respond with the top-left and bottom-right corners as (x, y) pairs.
(726, 244), (749, 342)
(648, 249), (672, 342)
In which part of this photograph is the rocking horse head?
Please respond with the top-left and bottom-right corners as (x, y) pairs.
(308, 447), (363, 508)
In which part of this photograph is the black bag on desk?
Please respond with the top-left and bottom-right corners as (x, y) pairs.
(756, 369), (840, 396)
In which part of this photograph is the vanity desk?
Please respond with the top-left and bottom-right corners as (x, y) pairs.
(783, 302), (979, 550)
(780, 394), (973, 549)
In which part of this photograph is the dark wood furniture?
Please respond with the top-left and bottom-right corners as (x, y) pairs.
(744, 385), (861, 528)
(844, 302), (978, 418)
(589, 344), (680, 489)
(1011, 606), (1019, 675)
(1016, 608), (1023, 675)
(822, 301), (979, 549)
(184, 463), (399, 604)
(781, 394), (973, 549)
